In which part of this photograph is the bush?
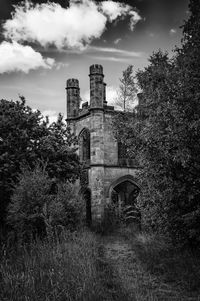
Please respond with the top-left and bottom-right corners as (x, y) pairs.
(44, 181), (84, 233)
(132, 231), (200, 296)
(7, 165), (83, 241)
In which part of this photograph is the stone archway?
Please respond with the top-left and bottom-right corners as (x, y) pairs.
(109, 175), (141, 224)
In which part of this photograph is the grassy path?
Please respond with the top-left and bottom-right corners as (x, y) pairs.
(100, 234), (136, 299)
(97, 234), (133, 301)
(97, 230), (200, 301)
(1, 229), (199, 300)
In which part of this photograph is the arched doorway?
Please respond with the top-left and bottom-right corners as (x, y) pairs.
(109, 176), (141, 225)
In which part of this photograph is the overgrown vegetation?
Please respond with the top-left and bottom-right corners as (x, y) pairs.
(113, 0), (200, 247)
(7, 165), (84, 241)
(0, 0), (200, 300)
(0, 231), (105, 301)
(0, 97), (80, 228)
(133, 232), (200, 296)
(119, 229), (200, 300)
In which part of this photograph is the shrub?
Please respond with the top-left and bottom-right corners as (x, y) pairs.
(7, 165), (83, 241)
(44, 181), (84, 234)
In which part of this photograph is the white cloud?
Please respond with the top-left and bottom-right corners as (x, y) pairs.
(88, 46), (143, 57)
(129, 11), (142, 30)
(55, 62), (69, 70)
(91, 56), (130, 62)
(0, 41), (54, 74)
(114, 38), (122, 44)
(101, 1), (130, 21)
(3, 0), (141, 50)
(170, 28), (177, 35)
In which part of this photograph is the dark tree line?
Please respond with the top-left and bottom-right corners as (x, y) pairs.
(0, 96), (80, 229)
(113, 0), (200, 246)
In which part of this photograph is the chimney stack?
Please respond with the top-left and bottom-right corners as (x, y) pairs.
(66, 78), (80, 118)
(89, 64), (104, 108)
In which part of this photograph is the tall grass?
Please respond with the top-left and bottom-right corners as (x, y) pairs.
(129, 231), (200, 300)
(0, 230), (105, 301)
(1, 226), (200, 301)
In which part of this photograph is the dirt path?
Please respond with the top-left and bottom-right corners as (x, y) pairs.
(102, 234), (136, 298)
(97, 233), (139, 300)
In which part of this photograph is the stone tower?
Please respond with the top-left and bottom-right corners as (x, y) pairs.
(66, 78), (80, 118)
(89, 64), (104, 108)
(66, 64), (140, 225)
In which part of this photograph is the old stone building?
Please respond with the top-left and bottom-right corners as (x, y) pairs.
(66, 64), (140, 224)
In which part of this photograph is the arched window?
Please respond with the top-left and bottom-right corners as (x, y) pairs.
(79, 128), (90, 162)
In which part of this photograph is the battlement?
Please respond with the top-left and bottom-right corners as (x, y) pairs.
(89, 64), (104, 76)
(66, 78), (79, 89)
(66, 64), (117, 119)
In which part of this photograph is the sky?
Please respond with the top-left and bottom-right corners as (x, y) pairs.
(0, 0), (189, 122)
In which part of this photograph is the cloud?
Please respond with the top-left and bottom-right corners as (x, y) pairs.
(55, 62), (69, 70)
(100, 1), (130, 21)
(114, 38), (122, 45)
(91, 56), (130, 63)
(88, 46), (143, 57)
(0, 41), (54, 74)
(129, 11), (142, 30)
(170, 28), (177, 35)
(3, 0), (141, 50)
(101, 2), (141, 30)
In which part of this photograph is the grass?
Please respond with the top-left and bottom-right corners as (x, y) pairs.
(123, 229), (200, 300)
(0, 230), (107, 301)
(1, 227), (200, 301)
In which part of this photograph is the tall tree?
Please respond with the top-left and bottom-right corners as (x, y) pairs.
(113, 0), (200, 246)
(0, 97), (80, 227)
(115, 65), (137, 112)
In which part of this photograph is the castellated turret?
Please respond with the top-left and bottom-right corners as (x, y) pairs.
(89, 64), (105, 108)
(66, 78), (80, 118)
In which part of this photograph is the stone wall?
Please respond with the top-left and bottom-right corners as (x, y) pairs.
(104, 112), (118, 165)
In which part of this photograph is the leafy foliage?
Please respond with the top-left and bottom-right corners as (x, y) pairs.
(7, 165), (83, 240)
(113, 0), (200, 246)
(136, 45), (200, 245)
(0, 96), (80, 226)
